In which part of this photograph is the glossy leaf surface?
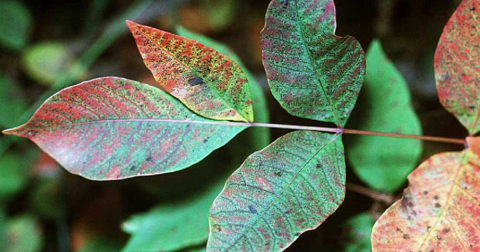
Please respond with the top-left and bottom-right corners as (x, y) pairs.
(343, 213), (375, 252)
(3, 77), (245, 180)
(208, 131), (345, 251)
(260, 0), (366, 126)
(127, 21), (254, 122)
(372, 142), (480, 251)
(176, 25), (270, 149)
(435, 0), (480, 135)
(347, 40), (423, 193)
(122, 179), (224, 252)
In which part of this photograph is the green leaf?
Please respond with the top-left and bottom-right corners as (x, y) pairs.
(122, 179), (225, 252)
(208, 131), (345, 251)
(0, 74), (27, 128)
(0, 1), (32, 51)
(176, 26), (270, 149)
(127, 21), (254, 122)
(0, 152), (30, 203)
(22, 42), (84, 86)
(347, 40), (423, 193)
(3, 215), (43, 252)
(3, 77), (245, 180)
(343, 213), (375, 252)
(260, 0), (366, 127)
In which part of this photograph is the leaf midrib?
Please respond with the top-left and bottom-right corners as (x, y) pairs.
(291, 0), (341, 127)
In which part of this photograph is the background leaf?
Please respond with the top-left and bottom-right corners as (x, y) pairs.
(343, 213), (375, 252)
(3, 77), (245, 180)
(434, 0), (480, 135)
(122, 178), (224, 252)
(0, 1), (32, 51)
(3, 215), (43, 252)
(208, 131), (345, 251)
(22, 42), (85, 86)
(176, 25), (270, 149)
(260, 0), (366, 127)
(0, 74), (27, 128)
(127, 21), (254, 122)
(347, 40), (423, 193)
(371, 145), (480, 251)
(0, 152), (31, 203)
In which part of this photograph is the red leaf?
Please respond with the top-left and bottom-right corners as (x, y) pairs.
(3, 77), (244, 180)
(435, 0), (480, 135)
(372, 142), (480, 251)
(127, 21), (254, 122)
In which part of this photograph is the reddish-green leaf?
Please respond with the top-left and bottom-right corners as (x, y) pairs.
(127, 21), (254, 122)
(208, 131), (345, 251)
(371, 139), (480, 251)
(2, 77), (245, 180)
(260, 0), (366, 127)
(435, 0), (480, 135)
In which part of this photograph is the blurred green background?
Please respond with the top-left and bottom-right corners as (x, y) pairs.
(0, 0), (466, 251)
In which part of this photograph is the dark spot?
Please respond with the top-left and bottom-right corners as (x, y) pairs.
(471, 7), (476, 11)
(437, 235), (442, 241)
(403, 234), (410, 239)
(423, 190), (428, 195)
(294, 232), (300, 236)
(435, 203), (441, 208)
(434, 195), (439, 200)
(316, 163), (322, 169)
(146, 156), (153, 162)
(248, 205), (258, 214)
(188, 76), (205, 87)
(215, 224), (222, 232)
(429, 250), (435, 252)
(274, 171), (282, 177)
(203, 137), (209, 143)
(285, 209), (292, 214)
(282, 0), (289, 7)
(468, 105), (476, 110)
(427, 225), (431, 231)
(396, 228), (403, 233)
(130, 166), (136, 171)
(408, 202), (414, 207)
(442, 228), (451, 234)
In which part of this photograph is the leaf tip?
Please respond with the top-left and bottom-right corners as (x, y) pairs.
(2, 126), (24, 137)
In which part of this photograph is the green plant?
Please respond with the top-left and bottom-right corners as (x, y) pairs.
(2, 0), (479, 251)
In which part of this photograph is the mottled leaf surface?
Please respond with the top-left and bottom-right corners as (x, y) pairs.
(372, 142), (480, 251)
(343, 213), (375, 252)
(208, 131), (345, 251)
(3, 77), (245, 180)
(176, 26), (270, 149)
(260, 0), (365, 126)
(435, 0), (480, 135)
(347, 40), (423, 193)
(122, 179), (224, 252)
(127, 21), (254, 122)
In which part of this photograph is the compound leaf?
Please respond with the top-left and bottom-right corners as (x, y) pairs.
(435, 0), (480, 135)
(127, 21), (254, 122)
(372, 137), (480, 251)
(347, 40), (423, 193)
(260, 0), (366, 127)
(2, 77), (245, 180)
(208, 131), (345, 251)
